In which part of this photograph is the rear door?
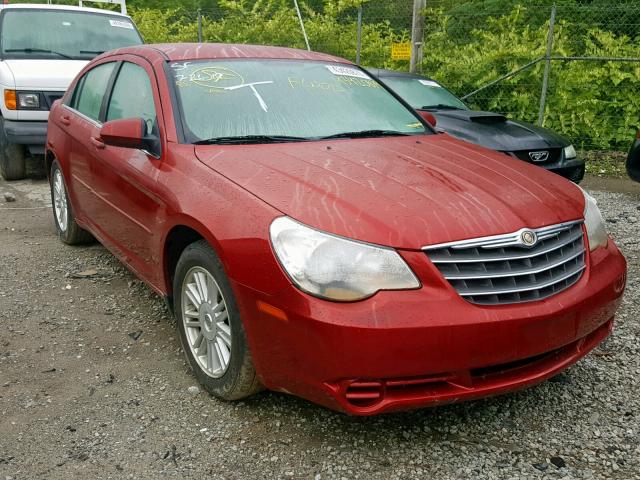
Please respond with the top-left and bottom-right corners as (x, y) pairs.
(61, 61), (117, 222)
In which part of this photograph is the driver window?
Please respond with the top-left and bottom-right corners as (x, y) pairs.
(106, 62), (157, 135)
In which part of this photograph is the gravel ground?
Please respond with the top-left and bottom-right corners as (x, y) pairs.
(0, 176), (639, 480)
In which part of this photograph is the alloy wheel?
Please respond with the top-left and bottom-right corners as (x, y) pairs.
(181, 266), (232, 378)
(52, 169), (68, 233)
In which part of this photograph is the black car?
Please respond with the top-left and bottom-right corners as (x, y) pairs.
(369, 68), (585, 183)
(627, 131), (640, 182)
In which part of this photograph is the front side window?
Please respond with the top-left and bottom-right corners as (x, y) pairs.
(107, 62), (157, 135)
(169, 60), (428, 143)
(74, 62), (116, 121)
(381, 76), (468, 111)
(0, 9), (142, 60)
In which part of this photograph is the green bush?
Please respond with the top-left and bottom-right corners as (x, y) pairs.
(421, 6), (640, 150)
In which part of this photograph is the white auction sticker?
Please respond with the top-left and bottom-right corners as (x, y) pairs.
(326, 65), (370, 79)
(109, 19), (134, 29)
(419, 79), (441, 87)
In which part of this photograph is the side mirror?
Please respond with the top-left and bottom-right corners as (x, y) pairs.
(100, 118), (160, 156)
(418, 110), (437, 128)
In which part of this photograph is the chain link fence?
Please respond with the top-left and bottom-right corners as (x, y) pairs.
(415, 1), (640, 163)
(133, 1), (640, 169)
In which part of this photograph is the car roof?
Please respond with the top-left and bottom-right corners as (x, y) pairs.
(367, 67), (436, 82)
(0, 3), (130, 17)
(102, 43), (352, 64)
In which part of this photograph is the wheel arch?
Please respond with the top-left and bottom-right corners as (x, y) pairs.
(44, 149), (56, 180)
(162, 219), (225, 302)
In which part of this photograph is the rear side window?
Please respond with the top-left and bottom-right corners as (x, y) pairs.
(73, 62), (116, 121)
(106, 62), (157, 135)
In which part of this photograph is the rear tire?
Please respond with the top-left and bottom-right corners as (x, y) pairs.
(50, 160), (93, 245)
(0, 118), (27, 181)
(174, 240), (262, 400)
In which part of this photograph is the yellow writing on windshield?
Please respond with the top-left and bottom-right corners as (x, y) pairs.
(288, 76), (347, 93)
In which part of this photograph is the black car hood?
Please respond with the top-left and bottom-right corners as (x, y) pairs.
(430, 109), (570, 151)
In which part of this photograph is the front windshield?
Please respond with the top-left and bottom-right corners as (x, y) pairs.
(169, 60), (427, 142)
(381, 76), (468, 111)
(0, 9), (142, 60)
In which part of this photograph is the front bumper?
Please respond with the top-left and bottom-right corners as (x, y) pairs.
(627, 139), (640, 182)
(233, 239), (626, 415)
(547, 158), (585, 182)
(505, 149), (585, 182)
(3, 119), (47, 154)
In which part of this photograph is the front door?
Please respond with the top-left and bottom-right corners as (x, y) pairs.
(86, 60), (166, 286)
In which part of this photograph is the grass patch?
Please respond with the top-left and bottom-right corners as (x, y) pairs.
(583, 150), (628, 178)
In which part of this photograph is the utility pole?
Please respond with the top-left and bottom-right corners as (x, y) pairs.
(410, 0), (426, 73)
(356, 5), (363, 65)
(537, 2), (557, 126)
(293, 0), (311, 51)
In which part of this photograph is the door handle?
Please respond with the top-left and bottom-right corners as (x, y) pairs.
(90, 136), (105, 149)
(60, 115), (71, 126)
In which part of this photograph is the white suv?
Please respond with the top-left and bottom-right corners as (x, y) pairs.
(0, 2), (142, 180)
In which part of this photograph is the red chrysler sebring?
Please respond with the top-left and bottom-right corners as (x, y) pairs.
(45, 44), (627, 415)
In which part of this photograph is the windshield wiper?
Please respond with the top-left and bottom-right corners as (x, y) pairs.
(4, 48), (74, 59)
(421, 104), (463, 110)
(318, 130), (413, 140)
(194, 135), (310, 145)
(80, 50), (106, 55)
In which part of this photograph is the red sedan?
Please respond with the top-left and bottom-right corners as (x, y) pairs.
(45, 44), (627, 415)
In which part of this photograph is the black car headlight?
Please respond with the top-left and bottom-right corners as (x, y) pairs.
(564, 144), (577, 159)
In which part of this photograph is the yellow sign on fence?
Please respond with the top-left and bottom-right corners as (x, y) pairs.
(391, 42), (411, 61)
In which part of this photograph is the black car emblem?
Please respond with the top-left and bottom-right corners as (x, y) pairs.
(529, 151), (549, 162)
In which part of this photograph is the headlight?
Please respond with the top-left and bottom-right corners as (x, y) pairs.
(269, 216), (420, 301)
(564, 144), (577, 159)
(17, 92), (40, 109)
(581, 188), (608, 251)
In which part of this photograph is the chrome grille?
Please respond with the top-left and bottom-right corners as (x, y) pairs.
(424, 221), (586, 305)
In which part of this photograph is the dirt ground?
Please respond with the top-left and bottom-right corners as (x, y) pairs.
(1, 168), (639, 479)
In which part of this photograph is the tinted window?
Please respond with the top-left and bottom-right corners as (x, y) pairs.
(169, 60), (427, 142)
(74, 62), (116, 121)
(106, 62), (156, 135)
(0, 9), (142, 60)
(381, 77), (468, 111)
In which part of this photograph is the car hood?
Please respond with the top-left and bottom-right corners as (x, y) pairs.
(3, 59), (88, 90)
(195, 134), (584, 249)
(430, 109), (570, 152)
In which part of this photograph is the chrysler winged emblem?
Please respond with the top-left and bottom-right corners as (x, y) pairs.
(520, 230), (538, 247)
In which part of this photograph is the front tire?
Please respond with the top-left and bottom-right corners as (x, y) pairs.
(50, 160), (93, 245)
(174, 240), (262, 400)
(0, 118), (27, 181)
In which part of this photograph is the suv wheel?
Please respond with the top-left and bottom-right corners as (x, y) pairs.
(0, 118), (27, 181)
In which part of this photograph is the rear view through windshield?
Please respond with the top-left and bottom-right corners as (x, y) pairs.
(0, 9), (142, 60)
(382, 76), (468, 111)
(169, 60), (427, 142)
